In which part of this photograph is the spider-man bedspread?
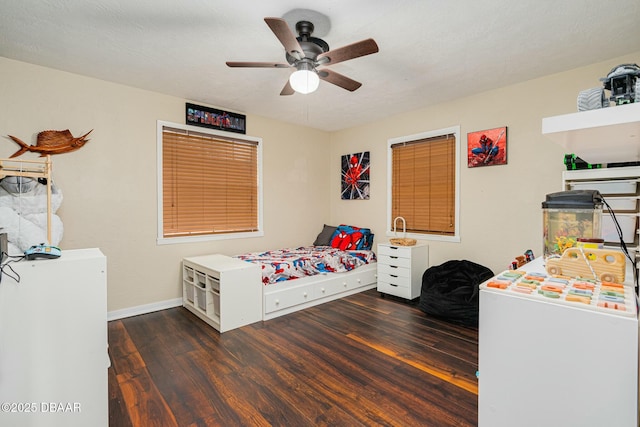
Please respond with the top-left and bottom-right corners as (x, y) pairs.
(235, 246), (376, 285)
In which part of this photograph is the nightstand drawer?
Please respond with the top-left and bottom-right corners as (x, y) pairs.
(378, 263), (410, 278)
(377, 254), (412, 268)
(378, 281), (410, 297)
(378, 245), (413, 259)
(378, 273), (411, 287)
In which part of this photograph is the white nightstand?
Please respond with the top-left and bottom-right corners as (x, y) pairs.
(377, 243), (428, 299)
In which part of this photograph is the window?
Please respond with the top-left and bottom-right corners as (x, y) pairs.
(157, 121), (263, 244)
(387, 126), (460, 242)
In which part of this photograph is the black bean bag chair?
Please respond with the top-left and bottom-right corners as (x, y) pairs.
(418, 260), (494, 327)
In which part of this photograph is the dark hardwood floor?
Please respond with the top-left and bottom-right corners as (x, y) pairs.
(108, 289), (478, 426)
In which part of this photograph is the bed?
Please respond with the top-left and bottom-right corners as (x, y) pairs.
(235, 224), (378, 320)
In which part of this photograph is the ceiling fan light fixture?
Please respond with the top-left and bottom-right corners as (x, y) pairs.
(289, 63), (319, 94)
(227, 17), (378, 96)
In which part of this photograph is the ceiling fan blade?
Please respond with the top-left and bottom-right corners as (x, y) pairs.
(317, 38), (379, 66)
(280, 80), (294, 96)
(264, 17), (304, 60)
(318, 69), (362, 92)
(226, 61), (289, 68)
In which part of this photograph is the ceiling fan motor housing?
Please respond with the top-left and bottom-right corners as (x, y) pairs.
(295, 21), (314, 37)
(286, 21), (329, 65)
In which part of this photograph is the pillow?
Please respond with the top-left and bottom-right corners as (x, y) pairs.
(329, 224), (374, 250)
(313, 224), (338, 246)
(363, 233), (374, 250)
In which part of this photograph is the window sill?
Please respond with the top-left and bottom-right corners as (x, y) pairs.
(157, 230), (264, 245)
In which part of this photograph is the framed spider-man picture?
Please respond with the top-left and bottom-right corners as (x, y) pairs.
(341, 151), (370, 200)
(467, 126), (507, 167)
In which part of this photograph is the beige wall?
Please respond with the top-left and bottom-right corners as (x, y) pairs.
(330, 51), (640, 274)
(0, 57), (330, 312)
(1, 51), (637, 312)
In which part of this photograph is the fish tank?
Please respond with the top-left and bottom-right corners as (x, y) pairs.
(542, 190), (603, 259)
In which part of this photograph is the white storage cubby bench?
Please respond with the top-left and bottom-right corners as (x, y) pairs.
(182, 254), (262, 333)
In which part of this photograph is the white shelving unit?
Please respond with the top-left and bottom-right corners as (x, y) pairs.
(182, 254), (262, 333)
(543, 104), (640, 285)
(542, 102), (640, 165)
(563, 167), (640, 282)
(376, 243), (428, 299)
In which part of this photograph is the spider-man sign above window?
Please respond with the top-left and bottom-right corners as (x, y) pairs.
(341, 151), (370, 200)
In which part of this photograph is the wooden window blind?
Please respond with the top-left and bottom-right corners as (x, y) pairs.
(391, 134), (455, 235)
(162, 126), (258, 238)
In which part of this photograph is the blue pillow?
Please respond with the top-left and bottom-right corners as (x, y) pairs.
(329, 224), (374, 250)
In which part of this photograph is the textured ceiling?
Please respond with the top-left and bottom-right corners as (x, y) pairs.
(1, 0), (639, 131)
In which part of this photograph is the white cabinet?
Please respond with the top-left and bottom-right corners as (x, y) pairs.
(182, 254), (261, 332)
(0, 248), (108, 427)
(479, 258), (638, 427)
(542, 102), (640, 164)
(377, 243), (428, 299)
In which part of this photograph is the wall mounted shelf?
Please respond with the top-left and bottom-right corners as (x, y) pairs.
(542, 102), (640, 165)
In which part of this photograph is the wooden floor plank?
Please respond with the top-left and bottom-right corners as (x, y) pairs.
(237, 326), (389, 426)
(273, 308), (476, 426)
(109, 289), (478, 426)
(299, 294), (479, 392)
(108, 320), (146, 377)
(116, 370), (179, 427)
(108, 319), (180, 426)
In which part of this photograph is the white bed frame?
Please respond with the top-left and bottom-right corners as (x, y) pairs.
(182, 254), (377, 332)
(262, 263), (377, 320)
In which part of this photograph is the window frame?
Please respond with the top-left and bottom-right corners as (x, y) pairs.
(156, 120), (263, 245)
(386, 125), (461, 243)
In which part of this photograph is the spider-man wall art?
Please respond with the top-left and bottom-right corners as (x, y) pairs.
(467, 126), (507, 167)
(341, 151), (370, 200)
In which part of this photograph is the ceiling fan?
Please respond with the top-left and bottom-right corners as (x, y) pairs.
(226, 17), (379, 95)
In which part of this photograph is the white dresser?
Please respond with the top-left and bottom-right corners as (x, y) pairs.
(377, 243), (429, 299)
(0, 248), (108, 427)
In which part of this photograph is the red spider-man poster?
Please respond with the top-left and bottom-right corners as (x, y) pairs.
(467, 126), (507, 167)
(341, 151), (370, 200)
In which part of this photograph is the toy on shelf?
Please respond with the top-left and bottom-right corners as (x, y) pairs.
(509, 249), (535, 270)
(563, 154), (602, 171)
(577, 63), (640, 111)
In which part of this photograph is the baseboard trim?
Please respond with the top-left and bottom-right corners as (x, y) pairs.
(107, 298), (183, 321)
